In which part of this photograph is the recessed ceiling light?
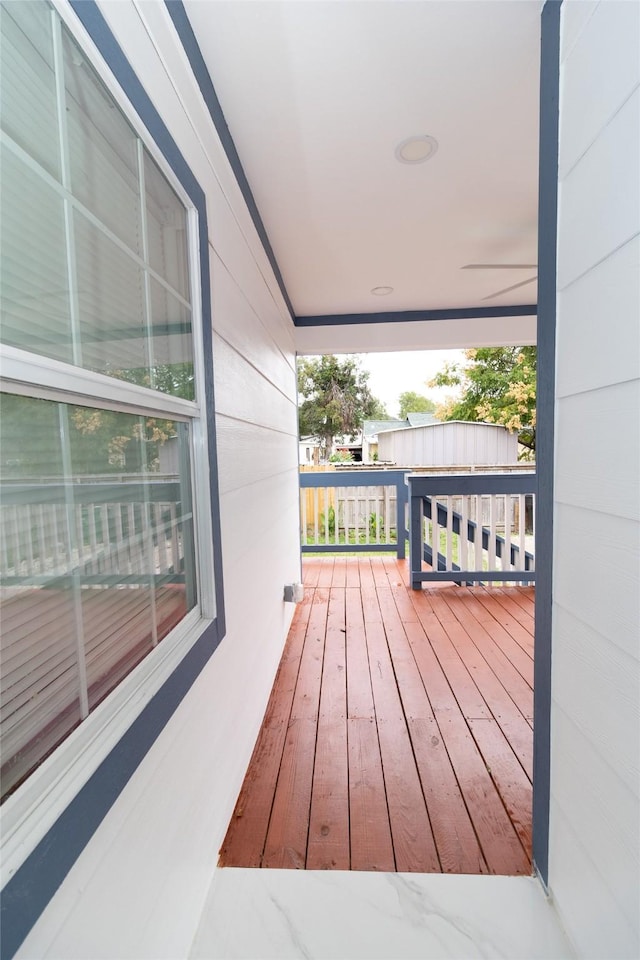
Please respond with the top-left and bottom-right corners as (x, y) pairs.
(371, 286), (394, 296)
(395, 134), (438, 164)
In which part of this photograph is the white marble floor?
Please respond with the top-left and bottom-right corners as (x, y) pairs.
(190, 869), (575, 960)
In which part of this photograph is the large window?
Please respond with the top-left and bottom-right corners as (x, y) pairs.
(0, 2), (210, 801)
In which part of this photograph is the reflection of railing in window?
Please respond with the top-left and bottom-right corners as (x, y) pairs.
(1, 479), (187, 587)
(0, 477), (194, 802)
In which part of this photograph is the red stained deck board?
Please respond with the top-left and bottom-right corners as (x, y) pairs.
(317, 557), (335, 588)
(290, 589), (328, 721)
(454, 591), (534, 686)
(435, 592), (534, 722)
(307, 588), (350, 866)
(408, 717), (488, 874)
(219, 558), (533, 876)
(500, 583), (536, 609)
(218, 592), (312, 867)
(364, 614), (440, 872)
(468, 717), (533, 853)
(402, 618), (530, 874)
(302, 559), (323, 588)
(306, 716), (350, 869)
(348, 718), (395, 872)
(409, 590), (491, 720)
(345, 588), (375, 720)
(330, 557), (348, 588)
(471, 590), (535, 656)
(345, 556), (361, 588)
(262, 717), (317, 869)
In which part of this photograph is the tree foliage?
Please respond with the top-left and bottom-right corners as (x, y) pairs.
(297, 355), (385, 456)
(1, 364), (193, 479)
(430, 346), (537, 454)
(398, 390), (436, 419)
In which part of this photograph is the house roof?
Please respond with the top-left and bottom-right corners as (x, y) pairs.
(406, 413), (440, 427)
(181, 1), (541, 342)
(379, 419), (511, 436)
(362, 419), (405, 439)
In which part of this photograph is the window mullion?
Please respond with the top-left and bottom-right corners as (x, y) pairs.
(51, 10), (82, 368)
(137, 140), (157, 391)
(139, 415), (159, 648)
(57, 403), (90, 719)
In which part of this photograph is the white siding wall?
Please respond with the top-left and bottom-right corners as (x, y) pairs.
(16, 3), (301, 957)
(549, 3), (640, 958)
(377, 422), (518, 466)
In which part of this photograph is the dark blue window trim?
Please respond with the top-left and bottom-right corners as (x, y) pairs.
(532, 0), (562, 889)
(0, 4), (225, 957)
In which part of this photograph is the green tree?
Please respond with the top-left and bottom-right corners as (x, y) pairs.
(430, 346), (537, 455)
(398, 390), (436, 419)
(297, 355), (385, 457)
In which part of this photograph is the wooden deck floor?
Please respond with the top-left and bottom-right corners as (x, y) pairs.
(219, 556), (534, 875)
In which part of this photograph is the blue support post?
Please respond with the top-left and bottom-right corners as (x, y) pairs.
(396, 474), (409, 559)
(409, 489), (423, 590)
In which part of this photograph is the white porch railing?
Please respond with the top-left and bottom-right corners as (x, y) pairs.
(299, 469), (409, 555)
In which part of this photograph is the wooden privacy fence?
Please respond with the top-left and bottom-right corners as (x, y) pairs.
(299, 469), (409, 556)
(407, 472), (536, 588)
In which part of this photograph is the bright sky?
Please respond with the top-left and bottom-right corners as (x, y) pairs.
(355, 349), (466, 418)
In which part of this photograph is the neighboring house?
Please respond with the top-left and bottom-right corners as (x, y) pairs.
(362, 414), (439, 461)
(361, 418), (405, 461)
(377, 420), (518, 466)
(0, 3), (638, 960)
(298, 437), (322, 466)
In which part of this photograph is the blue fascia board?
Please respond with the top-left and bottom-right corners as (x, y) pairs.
(294, 304), (537, 327)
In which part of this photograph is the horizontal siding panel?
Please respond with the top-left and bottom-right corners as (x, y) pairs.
(557, 87), (640, 290)
(213, 336), (297, 435)
(556, 236), (640, 397)
(560, 1), (598, 63)
(559, 0), (640, 177)
(549, 804), (639, 960)
(553, 503), (639, 659)
(206, 184), (294, 344)
(555, 380), (640, 521)
(215, 416), (297, 495)
(552, 604), (640, 795)
(211, 251), (295, 397)
(550, 707), (640, 932)
(219, 471), (300, 574)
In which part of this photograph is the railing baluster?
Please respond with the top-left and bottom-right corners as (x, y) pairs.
(312, 488), (318, 545)
(301, 488), (307, 547)
(504, 495), (512, 576)
(489, 495), (497, 570)
(518, 493), (526, 570)
(365, 489), (370, 545)
(445, 496), (453, 570)
(474, 494), (483, 574)
(460, 496), (469, 571)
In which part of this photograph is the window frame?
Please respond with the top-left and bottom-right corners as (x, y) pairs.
(0, 0), (221, 881)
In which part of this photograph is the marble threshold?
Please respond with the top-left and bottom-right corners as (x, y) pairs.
(190, 868), (575, 959)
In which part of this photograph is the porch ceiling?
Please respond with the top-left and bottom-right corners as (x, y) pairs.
(182, 1), (542, 325)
